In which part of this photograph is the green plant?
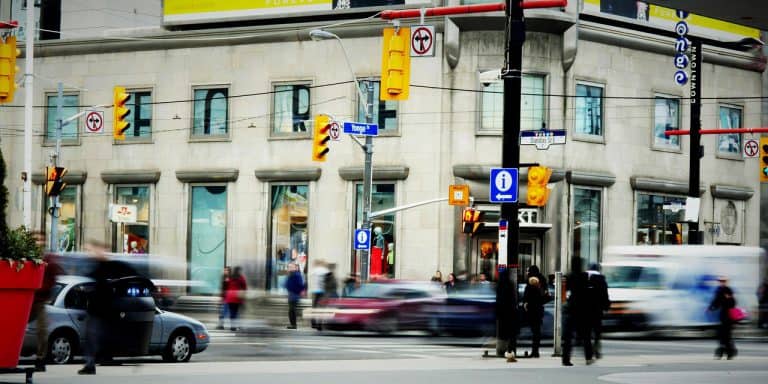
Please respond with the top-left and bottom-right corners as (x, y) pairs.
(0, 149), (43, 269)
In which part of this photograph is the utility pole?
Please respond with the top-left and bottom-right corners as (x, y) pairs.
(22, 0), (34, 229)
(688, 38), (702, 244)
(48, 82), (62, 252)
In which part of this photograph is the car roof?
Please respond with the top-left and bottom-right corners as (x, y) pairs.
(57, 275), (94, 285)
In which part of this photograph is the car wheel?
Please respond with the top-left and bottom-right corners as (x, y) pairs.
(163, 331), (193, 363)
(48, 331), (76, 365)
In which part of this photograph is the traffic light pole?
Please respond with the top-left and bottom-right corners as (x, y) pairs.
(22, 1), (35, 229)
(360, 80), (374, 282)
(688, 39), (702, 244)
(48, 83), (63, 252)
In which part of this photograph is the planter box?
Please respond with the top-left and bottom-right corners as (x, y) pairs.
(0, 261), (45, 368)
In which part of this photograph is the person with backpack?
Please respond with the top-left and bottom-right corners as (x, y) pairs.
(522, 265), (548, 358)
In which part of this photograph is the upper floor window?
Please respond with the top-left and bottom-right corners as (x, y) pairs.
(717, 105), (743, 158)
(125, 90), (152, 140)
(192, 87), (228, 137)
(480, 73), (546, 132)
(273, 83), (310, 135)
(574, 82), (604, 138)
(357, 80), (398, 131)
(46, 93), (79, 142)
(652, 95), (681, 150)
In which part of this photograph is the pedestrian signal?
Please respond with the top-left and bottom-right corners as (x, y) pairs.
(461, 208), (483, 235)
(45, 166), (67, 197)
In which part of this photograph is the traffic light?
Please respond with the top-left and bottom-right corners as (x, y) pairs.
(0, 36), (20, 104)
(380, 27), (410, 101)
(113, 86), (131, 140)
(312, 114), (331, 162)
(462, 208), (484, 235)
(45, 166), (68, 197)
(761, 137), (768, 183)
(527, 166), (552, 206)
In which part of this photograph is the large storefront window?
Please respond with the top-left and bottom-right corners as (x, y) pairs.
(572, 187), (602, 267)
(44, 186), (79, 252)
(189, 186), (227, 295)
(267, 185), (309, 293)
(354, 183), (396, 278)
(636, 193), (685, 245)
(113, 186), (150, 254)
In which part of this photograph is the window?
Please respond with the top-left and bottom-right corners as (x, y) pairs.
(354, 183), (396, 278)
(113, 186), (150, 254)
(192, 88), (228, 137)
(189, 185), (227, 295)
(357, 80), (398, 131)
(267, 185), (309, 292)
(653, 96), (681, 150)
(572, 187), (602, 267)
(125, 91), (152, 139)
(43, 186), (79, 252)
(717, 105), (743, 157)
(272, 83), (310, 134)
(45, 94), (79, 141)
(636, 193), (686, 245)
(575, 82), (604, 137)
(481, 74), (546, 132)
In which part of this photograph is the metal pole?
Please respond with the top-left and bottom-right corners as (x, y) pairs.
(22, 0), (34, 229)
(553, 271), (563, 356)
(688, 39), (701, 244)
(360, 80), (374, 281)
(48, 82), (62, 252)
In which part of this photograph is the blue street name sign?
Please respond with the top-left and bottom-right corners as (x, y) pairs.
(489, 168), (518, 203)
(343, 121), (379, 136)
(354, 228), (371, 250)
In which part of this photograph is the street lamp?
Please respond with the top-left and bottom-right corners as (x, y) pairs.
(309, 29), (376, 281)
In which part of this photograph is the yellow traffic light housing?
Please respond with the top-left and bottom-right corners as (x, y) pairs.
(45, 166), (68, 197)
(380, 27), (410, 101)
(0, 36), (20, 104)
(761, 137), (768, 183)
(113, 86), (131, 140)
(527, 166), (552, 206)
(461, 208), (483, 235)
(312, 114), (331, 162)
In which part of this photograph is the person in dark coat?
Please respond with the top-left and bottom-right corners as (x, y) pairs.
(709, 276), (737, 359)
(284, 263), (305, 329)
(496, 269), (519, 362)
(562, 256), (593, 366)
(522, 265), (547, 358)
(587, 263), (610, 359)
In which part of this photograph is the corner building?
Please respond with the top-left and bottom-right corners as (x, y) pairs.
(0, 0), (764, 294)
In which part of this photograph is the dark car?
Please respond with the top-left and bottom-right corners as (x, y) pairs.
(21, 275), (209, 364)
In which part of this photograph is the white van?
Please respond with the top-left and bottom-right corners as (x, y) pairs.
(601, 245), (765, 330)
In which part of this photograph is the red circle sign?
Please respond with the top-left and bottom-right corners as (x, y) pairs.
(411, 26), (433, 56)
(744, 139), (759, 157)
(85, 111), (103, 132)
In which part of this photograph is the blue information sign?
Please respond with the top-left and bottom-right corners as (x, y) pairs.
(343, 121), (379, 136)
(489, 168), (518, 203)
(354, 228), (371, 250)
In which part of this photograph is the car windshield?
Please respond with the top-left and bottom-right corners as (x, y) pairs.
(49, 282), (66, 304)
(603, 265), (663, 289)
(346, 284), (388, 298)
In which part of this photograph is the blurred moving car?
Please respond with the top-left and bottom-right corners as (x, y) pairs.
(21, 275), (209, 364)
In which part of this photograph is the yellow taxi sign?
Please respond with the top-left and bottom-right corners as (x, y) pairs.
(448, 185), (470, 206)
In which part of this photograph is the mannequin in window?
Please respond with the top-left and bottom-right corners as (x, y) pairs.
(370, 227), (385, 277)
(386, 242), (395, 278)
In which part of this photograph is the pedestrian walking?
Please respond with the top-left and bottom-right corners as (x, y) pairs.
(444, 272), (457, 294)
(31, 232), (63, 372)
(522, 265), (547, 358)
(223, 266), (247, 331)
(342, 274), (359, 297)
(216, 266), (231, 330)
(562, 256), (594, 366)
(709, 276), (737, 359)
(284, 263), (305, 329)
(586, 263), (610, 359)
(496, 269), (519, 362)
(310, 260), (329, 329)
(324, 263), (339, 299)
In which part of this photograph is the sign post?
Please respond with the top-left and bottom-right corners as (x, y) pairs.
(497, 220), (508, 272)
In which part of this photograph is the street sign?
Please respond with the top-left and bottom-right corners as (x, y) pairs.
(497, 220), (508, 272)
(520, 129), (566, 150)
(410, 25), (435, 57)
(343, 121), (378, 136)
(85, 110), (104, 133)
(329, 120), (341, 141)
(743, 138), (759, 158)
(354, 228), (371, 250)
(448, 184), (469, 206)
(489, 168), (518, 203)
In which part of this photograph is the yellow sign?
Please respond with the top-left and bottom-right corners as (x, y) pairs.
(449, 185), (470, 206)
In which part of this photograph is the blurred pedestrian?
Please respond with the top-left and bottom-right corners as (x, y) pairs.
(31, 232), (63, 372)
(430, 270), (443, 283)
(284, 263), (305, 329)
(478, 273), (491, 285)
(310, 260), (329, 329)
(342, 274), (359, 297)
(496, 269), (518, 362)
(709, 276), (737, 359)
(216, 266), (231, 330)
(79, 241), (138, 375)
(324, 263), (339, 299)
(586, 263), (610, 359)
(758, 278), (768, 329)
(444, 273), (457, 294)
(522, 265), (546, 358)
(562, 257), (593, 366)
(224, 266), (247, 331)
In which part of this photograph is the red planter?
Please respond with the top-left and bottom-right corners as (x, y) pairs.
(0, 261), (45, 368)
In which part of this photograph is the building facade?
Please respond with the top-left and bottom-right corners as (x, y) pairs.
(0, 0), (764, 294)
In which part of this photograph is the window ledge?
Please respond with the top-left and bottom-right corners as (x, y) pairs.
(650, 146), (683, 154)
(572, 135), (605, 144)
(715, 153), (744, 162)
(114, 138), (154, 145)
(43, 139), (80, 147)
(268, 134), (312, 141)
(188, 136), (231, 143)
(476, 130), (503, 137)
